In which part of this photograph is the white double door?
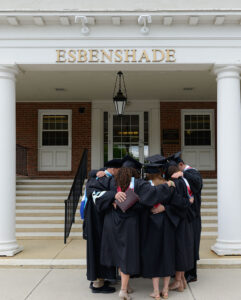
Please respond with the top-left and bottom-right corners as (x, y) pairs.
(107, 112), (145, 163)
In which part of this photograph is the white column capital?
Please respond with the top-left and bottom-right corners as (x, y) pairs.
(0, 64), (19, 81)
(213, 65), (241, 80)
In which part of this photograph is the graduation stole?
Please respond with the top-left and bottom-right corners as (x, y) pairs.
(182, 177), (193, 198)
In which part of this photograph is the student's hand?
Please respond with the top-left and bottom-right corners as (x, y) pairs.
(112, 202), (117, 209)
(167, 180), (175, 188)
(151, 204), (165, 214)
(189, 197), (194, 204)
(171, 171), (183, 179)
(115, 192), (126, 202)
(96, 171), (106, 178)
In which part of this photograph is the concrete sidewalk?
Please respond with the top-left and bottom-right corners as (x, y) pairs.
(0, 269), (241, 300)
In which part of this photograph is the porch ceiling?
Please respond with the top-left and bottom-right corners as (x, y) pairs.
(16, 69), (217, 102)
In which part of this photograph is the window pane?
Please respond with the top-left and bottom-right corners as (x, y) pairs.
(185, 115), (191, 130)
(204, 115), (210, 129)
(43, 115), (68, 130)
(185, 130), (211, 146)
(144, 112), (149, 148)
(42, 131), (68, 146)
(190, 115), (197, 129)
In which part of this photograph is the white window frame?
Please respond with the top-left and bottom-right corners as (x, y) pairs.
(38, 109), (72, 171)
(108, 112), (145, 163)
(181, 109), (215, 149)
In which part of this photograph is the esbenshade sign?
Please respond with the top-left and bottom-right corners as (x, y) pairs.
(56, 48), (176, 63)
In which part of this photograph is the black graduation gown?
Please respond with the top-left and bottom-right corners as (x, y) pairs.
(84, 176), (116, 281)
(99, 178), (174, 276)
(141, 185), (188, 278)
(173, 178), (195, 272)
(183, 168), (203, 261)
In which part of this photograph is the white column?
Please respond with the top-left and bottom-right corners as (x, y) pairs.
(211, 65), (241, 255)
(0, 65), (23, 256)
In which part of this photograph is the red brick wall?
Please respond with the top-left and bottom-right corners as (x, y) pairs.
(16, 102), (91, 178)
(160, 102), (217, 178)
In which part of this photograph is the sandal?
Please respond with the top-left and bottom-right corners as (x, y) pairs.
(119, 289), (132, 300)
(160, 289), (168, 299)
(150, 290), (161, 299)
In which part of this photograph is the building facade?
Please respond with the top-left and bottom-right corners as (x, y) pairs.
(0, 0), (241, 256)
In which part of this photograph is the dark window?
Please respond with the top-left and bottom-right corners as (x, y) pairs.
(104, 112), (108, 163)
(184, 114), (211, 146)
(42, 115), (69, 146)
(144, 112), (149, 159)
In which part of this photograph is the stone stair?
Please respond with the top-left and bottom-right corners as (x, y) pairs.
(16, 178), (217, 240)
(201, 179), (217, 239)
(16, 178), (83, 239)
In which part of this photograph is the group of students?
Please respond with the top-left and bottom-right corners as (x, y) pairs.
(82, 152), (203, 300)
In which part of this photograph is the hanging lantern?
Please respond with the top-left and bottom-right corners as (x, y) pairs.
(113, 71), (127, 115)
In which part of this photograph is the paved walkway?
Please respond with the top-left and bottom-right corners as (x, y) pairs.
(0, 269), (241, 300)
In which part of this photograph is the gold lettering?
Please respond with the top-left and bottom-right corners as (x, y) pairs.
(77, 50), (87, 62)
(166, 49), (176, 62)
(67, 50), (76, 63)
(152, 49), (165, 62)
(56, 50), (66, 63)
(138, 50), (150, 63)
(114, 50), (123, 63)
(100, 49), (113, 63)
(89, 49), (99, 63)
(124, 49), (137, 63)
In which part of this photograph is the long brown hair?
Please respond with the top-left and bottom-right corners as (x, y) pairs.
(115, 167), (140, 192)
(146, 173), (166, 185)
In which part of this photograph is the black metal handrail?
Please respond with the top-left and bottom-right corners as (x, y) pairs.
(64, 149), (88, 244)
(16, 144), (28, 176)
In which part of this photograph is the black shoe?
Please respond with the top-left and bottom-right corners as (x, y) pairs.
(104, 280), (111, 287)
(91, 285), (116, 294)
(186, 275), (197, 283)
(89, 282), (93, 289)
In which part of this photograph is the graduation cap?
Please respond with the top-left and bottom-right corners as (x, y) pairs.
(146, 154), (166, 164)
(122, 155), (142, 170)
(144, 163), (163, 174)
(166, 151), (183, 164)
(104, 159), (123, 168)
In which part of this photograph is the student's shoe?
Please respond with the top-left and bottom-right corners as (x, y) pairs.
(89, 282), (93, 289)
(119, 289), (132, 300)
(160, 289), (168, 299)
(185, 275), (197, 283)
(91, 285), (116, 294)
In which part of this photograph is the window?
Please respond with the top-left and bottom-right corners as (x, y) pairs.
(104, 112), (108, 164)
(42, 115), (69, 146)
(144, 111), (149, 159)
(184, 113), (211, 146)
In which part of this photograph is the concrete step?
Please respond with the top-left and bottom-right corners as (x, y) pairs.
(16, 232), (82, 237)
(16, 185), (72, 191)
(16, 179), (74, 183)
(16, 219), (83, 224)
(201, 202), (217, 208)
(16, 227), (82, 232)
(16, 199), (67, 203)
(16, 204), (80, 209)
(16, 191), (70, 196)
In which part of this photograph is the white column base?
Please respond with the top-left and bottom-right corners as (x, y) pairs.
(0, 241), (24, 257)
(211, 240), (241, 256)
